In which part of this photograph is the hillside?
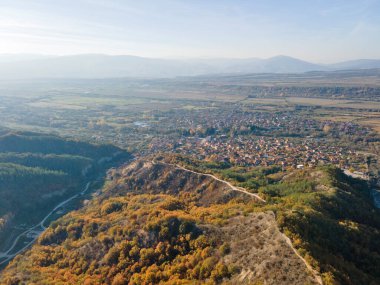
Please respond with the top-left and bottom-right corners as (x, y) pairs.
(0, 130), (129, 260)
(0, 158), (319, 285)
(163, 155), (380, 285)
(1, 155), (378, 284)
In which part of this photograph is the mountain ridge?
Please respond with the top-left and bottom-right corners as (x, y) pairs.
(1, 54), (380, 79)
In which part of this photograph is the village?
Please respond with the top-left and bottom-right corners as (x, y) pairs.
(0, 91), (373, 175)
(142, 107), (371, 173)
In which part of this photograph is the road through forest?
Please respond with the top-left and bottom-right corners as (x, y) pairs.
(0, 182), (91, 266)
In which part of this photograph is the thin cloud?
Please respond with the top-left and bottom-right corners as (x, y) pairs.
(0, 0), (379, 61)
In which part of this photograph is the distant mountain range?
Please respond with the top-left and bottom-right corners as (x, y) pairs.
(0, 54), (380, 79)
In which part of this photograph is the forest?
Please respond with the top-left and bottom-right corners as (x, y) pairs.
(1, 155), (379, 285)
(0, 130), (128, 246)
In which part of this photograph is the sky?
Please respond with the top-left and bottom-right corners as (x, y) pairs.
(0, 0), (379, 63)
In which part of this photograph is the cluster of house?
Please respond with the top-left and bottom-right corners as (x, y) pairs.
(142, 109), (369, 171)
(140, 108), (370, 148)
(148, 135), (365, 170)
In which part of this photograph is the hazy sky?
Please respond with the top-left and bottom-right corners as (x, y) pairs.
(0, 0), (379, 62)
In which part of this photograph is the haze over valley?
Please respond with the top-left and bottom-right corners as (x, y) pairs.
(0, 54), (380, 79)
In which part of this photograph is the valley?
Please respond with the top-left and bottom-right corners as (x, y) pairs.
(1, 1), (380, 284)
(0, 70), (380, 284)
(0, 130), (130, 270)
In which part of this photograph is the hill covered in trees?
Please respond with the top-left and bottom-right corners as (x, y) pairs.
(0, 130), (129, 251)
(1, 155), (378, 285)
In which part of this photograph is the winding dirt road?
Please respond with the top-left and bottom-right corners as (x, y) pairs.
(153, 160), (266, 202)
(281, 232), (323, 285)
(167, 162), (266, 202)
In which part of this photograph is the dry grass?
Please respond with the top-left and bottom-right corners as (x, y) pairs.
(206, 213), (320, 285)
